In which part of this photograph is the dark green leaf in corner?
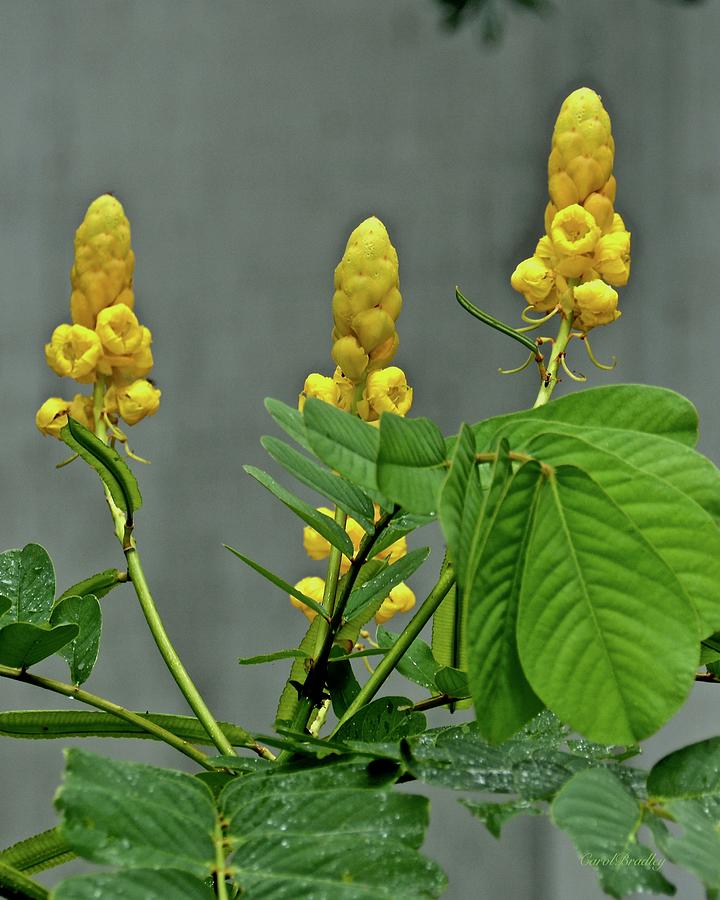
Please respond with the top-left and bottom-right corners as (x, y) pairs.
(59, 417), (142, 517)
(377, 414), (448, 514)
(0, 622), (78, 669)
(243, 465), (354, 557)
(49, 595), (102, 684)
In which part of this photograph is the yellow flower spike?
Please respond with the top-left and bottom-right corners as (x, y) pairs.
(298, 374), (341, 412)
(375, 582), (416, 625)
(550, 205), (601, 258)
(573, 280), (621, 332)
(35, 398), (71, 437)
(114, 378), (161, 426)
(594, 230), (631, 287)
(70, 194), (135, 328)
(360, 367), (413, 420)
(333, 216), (401, 318)
(548, 88), (614, 207)
(367, 331), (399, 373)
(332, 367), (355, 412)
(331, 334), (369, 382)
(45, 323), (103, 382)
(510, 257), (557, 311)
(351, 308), (396, 353)
(68, 393), (94, 430)
(95, 304), (144, 356)
(583, 192), (615, 233)
(290, 576), (326, 622)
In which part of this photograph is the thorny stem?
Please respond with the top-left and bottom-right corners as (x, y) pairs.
(0, 663), (213, 769)
(330, 564), (456, 734)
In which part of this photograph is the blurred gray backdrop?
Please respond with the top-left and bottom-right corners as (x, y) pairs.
(1, 1), (719, 898)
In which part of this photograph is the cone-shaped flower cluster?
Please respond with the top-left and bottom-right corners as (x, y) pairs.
(510, 88), (631, 332)
(298, 216), (412, 425)
(291, 504), (415, 625)
(36, 195), (160, 438)
(291, 217), (416, 625)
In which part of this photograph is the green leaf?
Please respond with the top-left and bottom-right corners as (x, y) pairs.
(465, 462), (544, 743)
(0, 710), (253, 747)
(518, 466), (699, 744)
(303, 397), (382, 495)
(275, 616), (321, 727)
(55, 749), (218, 878)
(432, 575), (463, 672)
(0, 622), (78, 669)
(552, 767), (675, 898)
(243, 465), (354, 557)
(326, 655), (361, 719)
(651, 799), (720, 889)
(460, 797), (542, 839)
(261, 435), (375, 531)
(376, 626), (441, 691)
(523, 428), (720, 635)
(434, 666), (469, 698)
(648, 736), (720, 800)
(59, 417), (142, 518)
(49, 595), (101, 684)
(0, 544), (55, 626)
(344, 547), (430, 622)
(473, 384), (699, 450)
(0, 596), (9, 619)
(219, 758), (446, 898)
(224, 546), (330, 621)
(371, 513), (436, 557)
(0, 827), (74, 875)
(56, 568), (126, 603)
(238, 648), (311, 665)
(265, 396), (313, 453)
(377, 415), (448, 514)
(0, 859), (48, 899)
(334, 696), (426, 743)
(53, 869), (215, 900)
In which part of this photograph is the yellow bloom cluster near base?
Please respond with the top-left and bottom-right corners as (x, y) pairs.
(37, 195), (160, 437)
(510, 88), (631, 332)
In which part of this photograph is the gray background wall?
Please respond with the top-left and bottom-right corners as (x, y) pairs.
(1, 1), (719, 897)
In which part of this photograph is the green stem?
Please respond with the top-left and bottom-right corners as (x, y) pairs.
(0, 663), (212, 770)
(311, 507), (347, 659)
(330, 564), (456, 733)
(0, 859), (48, 900)
(124, 549), (240, 758)
(92, 376), (108, 442)
(213, 823), (230, 900)
(532, 299), (574, 408)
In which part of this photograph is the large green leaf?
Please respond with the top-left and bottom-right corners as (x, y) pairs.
(377, 415), (448, 514)
(59, 417), (142, 518)
(219, 759), (446, 898)
(244, 466), (354, 557)
(0, 544), (55, 626)
(552, 768), (675, 898)
(376, 626), (441, 692)
(523, 430), (720, 636)
(303, 397), (382, 495)
(0, 622), (78, 669)
(465, 461), (545, 742)
(50, 594), (102, 684)
(518, 466), (699, 744)
(648, 736), (720, 800)
(333, 696), (426, 743)
(53, 869), (215, 899)
(55, 749), (218, 878)
(261, 435), (375, 531)
(472, 384), (699, 450)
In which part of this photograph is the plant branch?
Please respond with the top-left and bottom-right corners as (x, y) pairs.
(0, 859), (48, 900)
(532, 295), (574, 408)
(330, 564), (456, 733)
(0, 663), (213, 769)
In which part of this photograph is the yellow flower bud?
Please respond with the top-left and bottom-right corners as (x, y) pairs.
(303, 508), (334, 561)
(333, 216), (401, 316)
(550, 205), (601, 257)
(583, 192), (614, 233)
(367, 331), (399, 372)
(594, 230), (631, 287)
(376, 534), (407, 565)
(298, 374), (341, 412)
(510, 257), (557, 311)
(380, 287), (403, 321)
(332, 367), (355, 412)
(110, 326), (154, 381)
(358, 367), (413, 421)
(331, 335), (369, 382)
(45, 323), (103, 382)
(114, 378), (161, 426)
(290, 576), (325, 621)
(70, 195), (135, 328)
(352, 308), (396, 353)
(35, 398), (70, 437)
(95, 304), (144, 356)
(375, 582), (416, 625)
(548, 88), (614, 206)
(573, 280), (620, 331)
(68, 393), (94, 430)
